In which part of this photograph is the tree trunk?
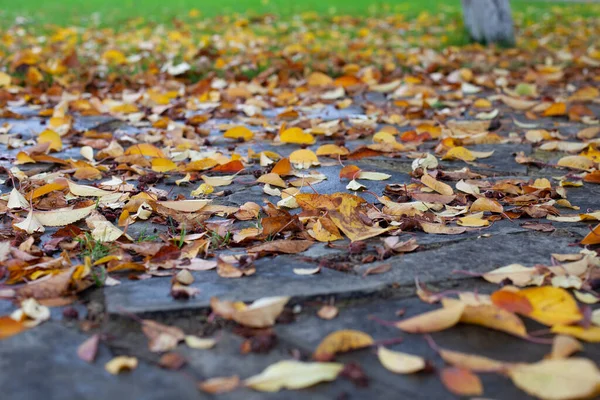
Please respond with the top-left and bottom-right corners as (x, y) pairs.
(461, 0), (515, 46)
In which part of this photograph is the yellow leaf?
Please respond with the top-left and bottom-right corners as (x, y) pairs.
(421, 174), (454, 196)
(102, 49), (127, 65)
(508, 358), (600, 400)
(313, 330), (374, 361)
(289, 149), (319, 169)
(125, 143), (166, 158)
(316, 144), (349, 156)
(0, 72), (12, 87)
(579, 146), (600, 163)
(224, 126), (254, 141)
(244, 360), (344, 392)
(280, 127), (315, 145)
(443, 298), (527, 337)
(457, 212), (490, 227)
(307, 71), (333, 87)
(519, 287), (583, 326)
(551, 325), (600, 343)
(377, 346), (426, 374)
(15, 152), (35, 164)
(191, 183), (215, 196)
(557, 155), (595, 171)
(443, 146), (476, 162)
(151, 158), (177, 172)
(37, 129), (62, 152)
(470, 197), (503, 213)
(395, 302), (465, 333)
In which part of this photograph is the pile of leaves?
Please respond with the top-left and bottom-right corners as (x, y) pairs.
(1, 5), (600, 400)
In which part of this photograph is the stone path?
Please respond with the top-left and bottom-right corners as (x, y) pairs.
(1, 92), (599, 399)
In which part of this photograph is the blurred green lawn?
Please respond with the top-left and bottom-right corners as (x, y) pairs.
(0, 0), (598, 27)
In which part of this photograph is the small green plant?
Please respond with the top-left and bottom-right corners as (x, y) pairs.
(136, 228), (160, 243)
(208, 230), (232, 250)
(75, 232), (111, 262)
(175, 226), (187, 249)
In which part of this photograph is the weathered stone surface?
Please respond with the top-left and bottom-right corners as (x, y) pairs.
(0, 323), (200, 400)
(104, 256), (386, 314)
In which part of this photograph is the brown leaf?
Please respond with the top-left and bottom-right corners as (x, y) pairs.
(247, 239), (313, 255)
(141, 320), (185, 352)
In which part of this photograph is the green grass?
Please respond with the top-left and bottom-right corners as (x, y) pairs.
(0, 0), (598, 28)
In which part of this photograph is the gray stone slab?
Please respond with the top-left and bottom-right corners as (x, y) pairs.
(104, 256), (386, 314)
(354, 229), (582, 287)
(0, 322), (201, 400)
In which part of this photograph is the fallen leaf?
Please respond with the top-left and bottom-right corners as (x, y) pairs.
(244, 360), (344, 392)
(377, 346), (427, 374)
(77, 334), (100, 363)
(317, 305), (339, 320)
(184, 335), (217, 349)
(105, 356), (138, 375)
(421, 173), (454, 196)
(395, 302), (465, 333)
(439, 348), (508, 372)
(198, 376), (241, 394)
(548, 335), (583, 359)
(440, 367), (483, 396)
(508, 358), (600, 400)
(224, 126), (254, 141)
(314, 330), (374, 361)
(0, 316), (27, 340)
(141, 320), (185, 352)
(519, 287), (583, 326)
(280, 127), (315, 145)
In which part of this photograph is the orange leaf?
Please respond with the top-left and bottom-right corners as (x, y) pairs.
(211, 160), (245, 173)
(582, 224), (600, 245)
(27, 181), (68, 200)
(339, 165), (361, 180)
(271, 158), (292, 175)
(0, 316), (27, 340)
(491, 290), (534, 315)
(440, 367), (483, 396)
(543, 102), (567, 117)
